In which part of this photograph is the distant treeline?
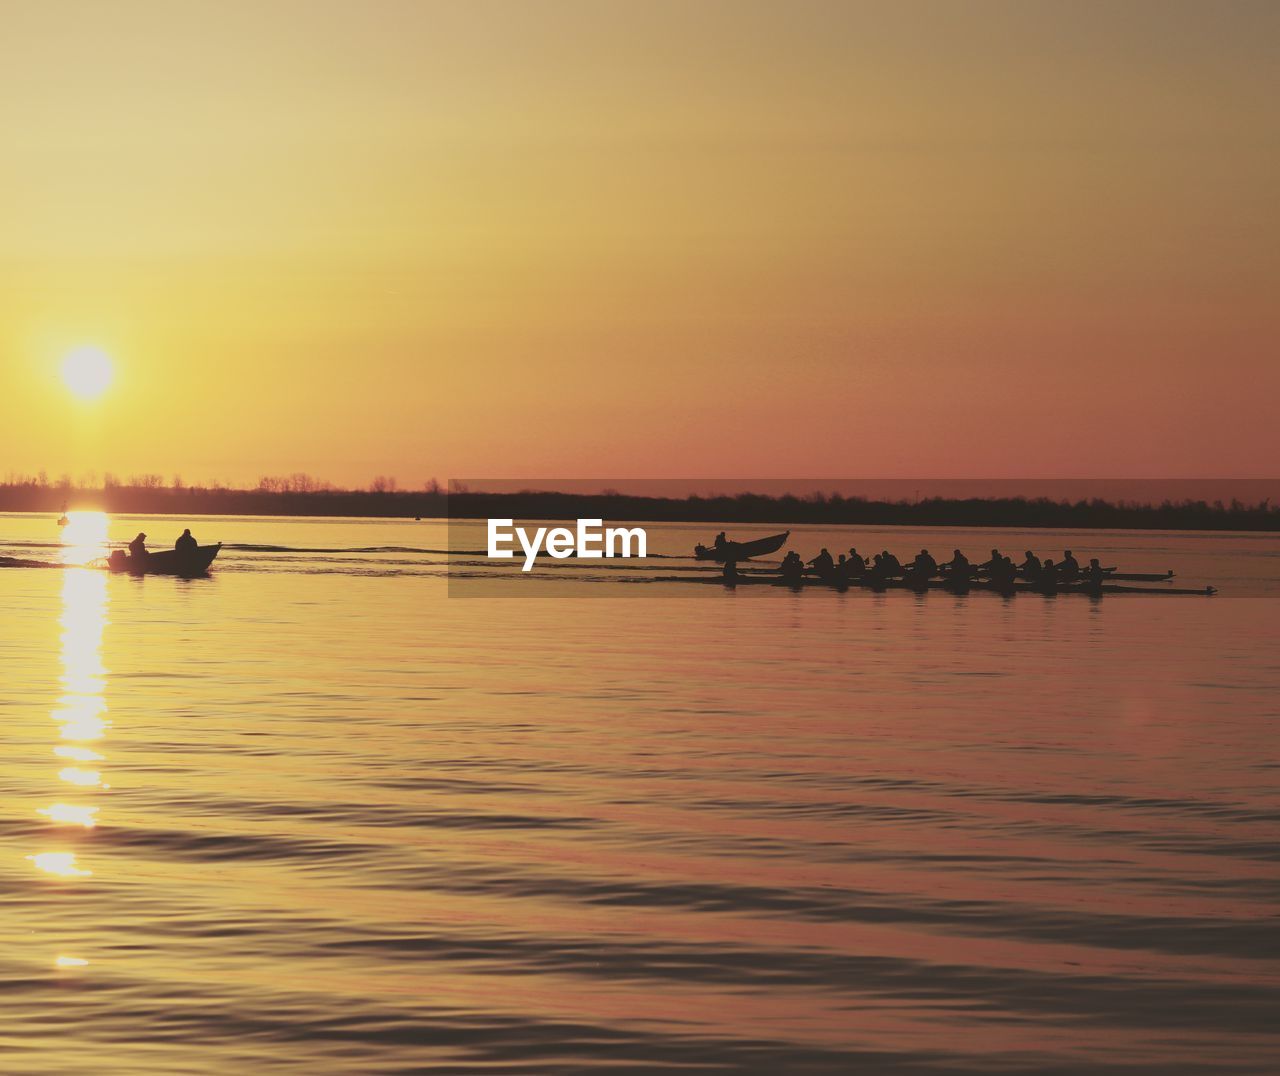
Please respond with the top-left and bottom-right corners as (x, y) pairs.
(2, 480), (1279, 531)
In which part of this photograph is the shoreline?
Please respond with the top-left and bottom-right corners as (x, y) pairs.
(4, 489), (1278, 532)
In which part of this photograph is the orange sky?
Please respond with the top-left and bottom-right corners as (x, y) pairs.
(2, 1), (1277, 488)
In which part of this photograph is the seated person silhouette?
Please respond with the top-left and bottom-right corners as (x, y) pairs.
(908, 549), (938, 581)
(175, 528), (198, 554)
(778, 551), (804, 585)
(808, 548), (835, 578)
(128, 532), (148, 560)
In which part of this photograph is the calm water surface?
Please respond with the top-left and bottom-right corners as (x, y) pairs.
(2, 513), (1277, 1074)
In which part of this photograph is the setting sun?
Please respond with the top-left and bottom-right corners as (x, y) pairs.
(59, 347), (114, 401)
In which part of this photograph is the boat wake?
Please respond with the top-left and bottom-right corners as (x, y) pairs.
(226, 543), (478, 555)
(0, 555), (68, 569)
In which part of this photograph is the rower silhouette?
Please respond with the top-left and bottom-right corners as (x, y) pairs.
(941, 549), (971, 581)
(779, 551), (804, 585)
(808, 548), (835, 579)
(908, 549), (938, 581)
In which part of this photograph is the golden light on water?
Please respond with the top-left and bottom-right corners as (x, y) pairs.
(59, 767), (105, 788)
(30, 564), (110, 975)
(39, 804), (99, 828)
(28, 852), (92, 878)
(59, 346), (114, 401)
(59, 511), (110, 566)
(54, 745), (104, 762)
(55, 705), (111, 743)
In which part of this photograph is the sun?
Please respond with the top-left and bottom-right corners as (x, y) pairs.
(60, 346), (114, 400)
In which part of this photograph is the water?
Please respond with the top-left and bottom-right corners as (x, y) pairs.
(2, 513), (1277, 1073)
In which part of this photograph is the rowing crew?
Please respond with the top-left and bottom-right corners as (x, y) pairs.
(771, 547), (1113, 589)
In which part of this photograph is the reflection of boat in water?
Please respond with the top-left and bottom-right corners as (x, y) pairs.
(694, 531), (789, 562)
(675, 573), (1215, 596)
(107, 544), (221, 577)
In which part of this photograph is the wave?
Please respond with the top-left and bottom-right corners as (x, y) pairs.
(225, 544), (476, 554)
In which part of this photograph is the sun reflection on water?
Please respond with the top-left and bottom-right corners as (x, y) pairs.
(58, 510), (110, 566)
(38, 804), (99, 828)
(58, 766), (107, 788)
(54, 745), (104, 762)
(28, 851), (93, 878)
(32, 566), (110, 965)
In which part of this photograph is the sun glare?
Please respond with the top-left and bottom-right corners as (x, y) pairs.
(60, 347), (114, 400)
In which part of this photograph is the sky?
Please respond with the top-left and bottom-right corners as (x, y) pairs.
(2, 0), (1277, 489)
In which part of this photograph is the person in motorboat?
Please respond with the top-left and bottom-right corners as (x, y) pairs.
(128, 533), (148, 562)
(713, 532), (727, 550)
(175, 528), (198, 554)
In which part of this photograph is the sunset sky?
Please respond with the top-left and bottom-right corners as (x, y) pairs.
(3, 1), (1276, 487)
